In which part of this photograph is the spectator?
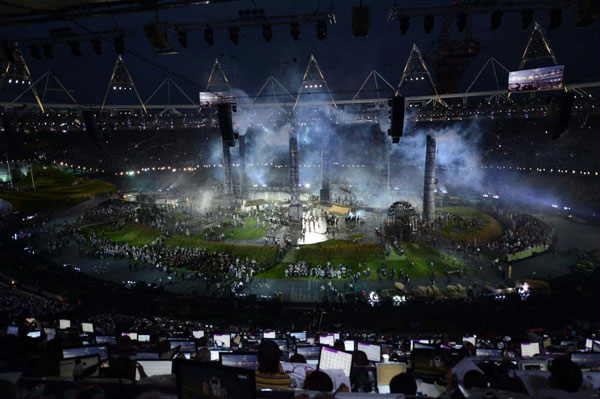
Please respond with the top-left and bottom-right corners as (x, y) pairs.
(389, 372), (418, 395)
(255, 340), (291, 390)
(304, 370), (334, 392)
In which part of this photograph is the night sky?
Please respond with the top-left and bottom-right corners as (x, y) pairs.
(2, 0), (599, 105)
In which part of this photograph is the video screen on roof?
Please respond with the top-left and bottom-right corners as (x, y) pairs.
(508, 65), (564, 92)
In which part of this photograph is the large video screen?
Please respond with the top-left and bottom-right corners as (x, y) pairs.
(508, 65), (564, 92)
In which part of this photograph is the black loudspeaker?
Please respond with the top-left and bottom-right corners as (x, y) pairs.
(553, 92), (574, 139)
(82, 110), (102, 146)
(388, 96), (405, 143)
(218, 103), (235, 147)
(575, 0), (598, 26)
(352, 6), (370, 37)
(144, 23), (170, 49)
(1, 115), (23, 151)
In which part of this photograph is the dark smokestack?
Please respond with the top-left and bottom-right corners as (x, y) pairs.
(238, 135), (247, 198)
(289, 126), (302, 221)
(320, 133), (330, 202)
(423, 134), (436, 222)
(222, 139), (234, 208)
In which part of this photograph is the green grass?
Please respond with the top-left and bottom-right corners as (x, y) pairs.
(86, 221), (163, 246)
(0, 167), (116, 211)
(437, 206), (503, 243)
(165, 235), (278, 264)
(256, 239), (467, 280)
(230, 217), (268, 241)
(348, 233), (364, 240)
(255, 240), (384, 280)
(385, 241), (466, 278)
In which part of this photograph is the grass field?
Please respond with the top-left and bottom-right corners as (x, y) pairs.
(82, 220), (279, 264)
(0, 167), (116, 211)
(165, 235), (278, 263)
(437, 206), (503, 243)
(230, 217), (268, 241)
(86, 221), (163, 247)
(255, 239), (466, 280)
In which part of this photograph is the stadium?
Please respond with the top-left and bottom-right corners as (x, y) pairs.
(0, 1), (598, 398)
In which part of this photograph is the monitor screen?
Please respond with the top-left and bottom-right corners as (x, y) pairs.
(59, 355), (100, 379)
(411, 348), (461, 380)
(214, 334), (231, 348)
(410, 339), (430, 351)
(170, 340), (196, 353)
(44, 328), (56, 340)
(319, 334), (335, 347)
(82, 323), (94, 333)
(268, 339), (288, 352)
(291, 331), (306, 342)
(295, 346), (321, 361)
(357, 342), (381, 362)
(96, 336), (117, 345)
(476, 348), (503, 357)
(176, 360), (256, 399)
(570, 353), (600, 369)
(135, 360), (173, 381)
(193, 330), (205, 339)
(211, 350), (231, 361)
(521, 343), (540, 358)
(263, 331), (276, 339)
(344, 340), (355, 352)
(6, 326), (18, 336)
(377, 363), (407, 388)
(508, 65), (565, 92)
(585, 339), (593, 350)
(318, 347), (352, 377)
(520, 361), (547, 372)
(122, 332), (138, 341)
(220, 352), (259, 370)
(138, 334), (151, 342)
(27, 330), (41, 338)
(135, 352), (160, 360)
(59, 319), (71, 329)
(63, 345), (109, 362)
(463, 336), (477, 346)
